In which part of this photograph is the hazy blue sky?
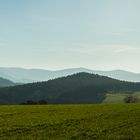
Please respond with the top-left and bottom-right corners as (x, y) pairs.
(0, 0), (140, 72)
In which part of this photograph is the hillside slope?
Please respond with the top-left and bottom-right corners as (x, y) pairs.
(0, 73), (140, 104)
(0, 77), (15, 87)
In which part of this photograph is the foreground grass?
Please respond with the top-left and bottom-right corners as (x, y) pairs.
(0, 104), (140, 139)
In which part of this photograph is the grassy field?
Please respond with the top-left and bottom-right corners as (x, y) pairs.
(0, 104), (140, 139)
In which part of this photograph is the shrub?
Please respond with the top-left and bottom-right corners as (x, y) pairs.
(124, 95), (139, 103)
(38, 100), (48, 105)
(20, 99), (48, 105)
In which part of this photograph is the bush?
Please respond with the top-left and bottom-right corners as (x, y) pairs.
(38, 100), (48, 104)
(124, 95), (139, 103)
(20, 99), (48, 105)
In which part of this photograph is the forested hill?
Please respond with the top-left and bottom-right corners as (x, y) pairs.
(0, 77), (15, 87)
(0, 72), (140, 104)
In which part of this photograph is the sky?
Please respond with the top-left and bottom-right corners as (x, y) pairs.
(0, 0), (140, 72)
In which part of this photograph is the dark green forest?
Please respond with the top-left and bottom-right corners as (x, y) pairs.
(0, 72), (140, 104)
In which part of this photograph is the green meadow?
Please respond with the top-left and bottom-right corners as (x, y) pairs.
(0, 104), (140, 139)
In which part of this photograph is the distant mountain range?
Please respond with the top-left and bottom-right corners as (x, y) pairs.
(0, 72), (140, 104)
(0, 67), (140, 83)
(0, 77), (15, 87)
